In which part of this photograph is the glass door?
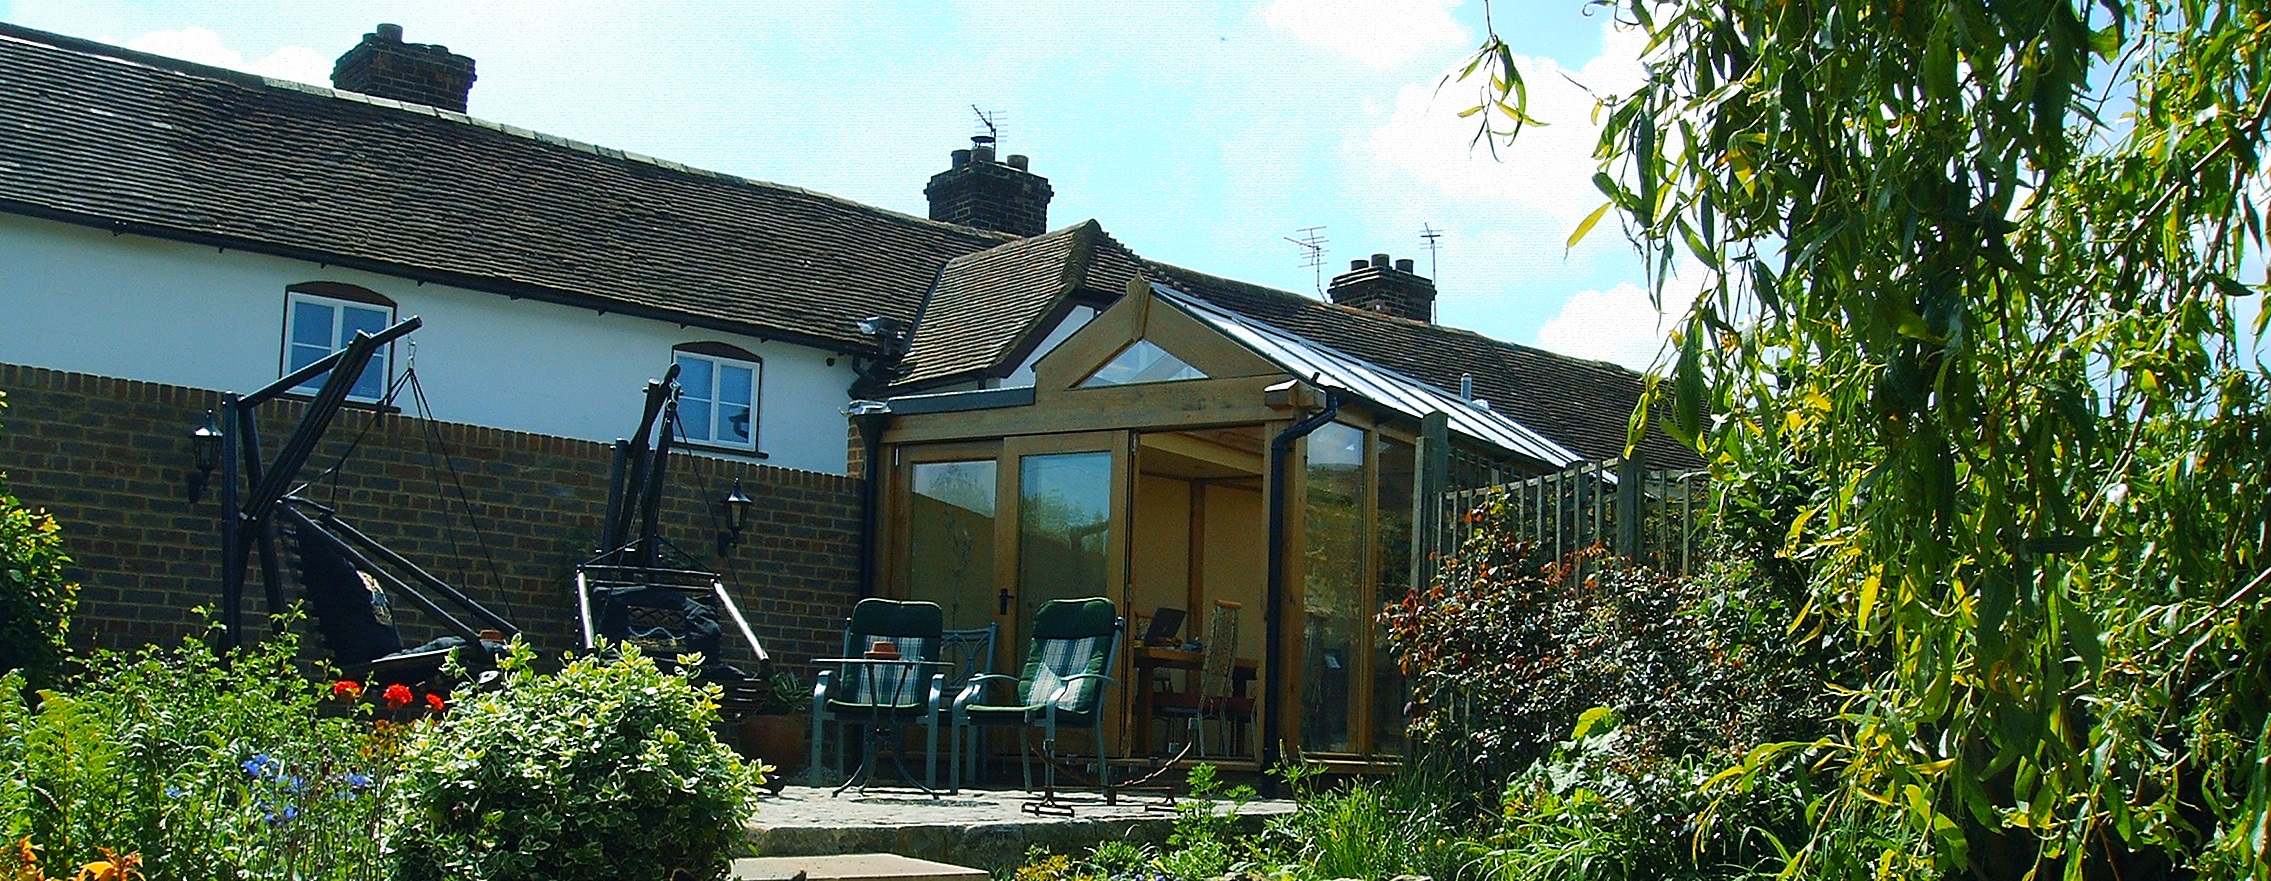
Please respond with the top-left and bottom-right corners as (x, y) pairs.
(1003, 432), (1130, 648)
(901, 454), (1000, 632)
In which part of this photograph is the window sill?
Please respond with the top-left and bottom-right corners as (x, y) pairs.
(273, 392), (403, 415)
(677, 441), (769, 460)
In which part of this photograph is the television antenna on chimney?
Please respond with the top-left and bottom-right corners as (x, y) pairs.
(1420, 223), (1445, 279)
(1285, 225), (1328, 295)
(970, 105), (1004, 151)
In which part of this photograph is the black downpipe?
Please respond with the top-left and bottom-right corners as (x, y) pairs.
(1261, 389), (1341, 785)
(853, 410), (892, 598)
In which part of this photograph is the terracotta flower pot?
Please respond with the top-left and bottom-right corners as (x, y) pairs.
(738, 713), (807, 779)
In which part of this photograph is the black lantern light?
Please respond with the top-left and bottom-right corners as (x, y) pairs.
(717, 477), (755, 557)
(186, 409), (222, 504)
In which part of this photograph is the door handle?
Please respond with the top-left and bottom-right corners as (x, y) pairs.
(998, 588), (1014, 616)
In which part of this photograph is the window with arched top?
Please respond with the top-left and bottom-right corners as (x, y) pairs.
(672, 342), (762, 452)
(282, 282), (397, 401)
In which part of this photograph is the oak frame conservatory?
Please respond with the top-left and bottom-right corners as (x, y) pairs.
(863, 282), (1579, 773)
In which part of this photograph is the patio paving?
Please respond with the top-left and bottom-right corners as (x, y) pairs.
(745, 784), (1297, 873)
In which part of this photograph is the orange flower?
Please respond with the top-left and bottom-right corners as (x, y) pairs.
(382, 684), (413, 710)
(70, 849), (141, 881)
(332, 680), (363, 701)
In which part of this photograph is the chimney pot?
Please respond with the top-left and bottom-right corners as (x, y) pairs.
(971, 145), (996, 164)
(1006, 154), (1030, 170)
(1370, 253), (1390, 268)
(951, 148), (971, 168)
(375, 23), (404, 41)
(1349, 259), (1367, 271)
(1395, 258), (1415, 272)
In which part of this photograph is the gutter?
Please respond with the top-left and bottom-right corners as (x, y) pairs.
(847, 401), (894, 598)
(1260, 385), (1341, 785)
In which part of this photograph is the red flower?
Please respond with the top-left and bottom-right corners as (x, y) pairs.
(424, 693), (447, 713)
(382, 684), (413, 710)
(331, 680), (364, 701)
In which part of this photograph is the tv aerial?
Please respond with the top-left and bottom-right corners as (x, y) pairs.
(1285, 225), (1328, 295)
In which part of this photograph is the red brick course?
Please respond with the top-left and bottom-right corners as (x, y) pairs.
(0, 362), (862, 675)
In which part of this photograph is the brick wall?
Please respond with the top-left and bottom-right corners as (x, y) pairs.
(0, 362), (862, 676)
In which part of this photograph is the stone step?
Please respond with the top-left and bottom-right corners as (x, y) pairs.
(731, 854), (986, 881)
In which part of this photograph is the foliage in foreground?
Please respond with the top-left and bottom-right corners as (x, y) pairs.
(0, 391), (79, 692)
(385, 642), (763, 881)
(0, 621), (409, 881)
(1462, 0), (2271, 875)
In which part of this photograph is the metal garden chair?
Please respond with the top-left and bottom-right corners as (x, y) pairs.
(950, 597), (1123, 813)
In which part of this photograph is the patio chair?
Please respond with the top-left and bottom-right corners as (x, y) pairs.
(1152, 600), (1252, 758)
(937, 623), (999, 784)
(808, 598), (947, 791)
(950, 597), (1123, 813)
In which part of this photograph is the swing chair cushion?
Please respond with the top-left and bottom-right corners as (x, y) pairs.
(589, 584), (724, 657)
(295, 527), (404, 666)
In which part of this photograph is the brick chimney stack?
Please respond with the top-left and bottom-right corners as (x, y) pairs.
(924, 140), (1053, 237)
(331, 24), (477, 113)
(1327, 253), (1437, 323)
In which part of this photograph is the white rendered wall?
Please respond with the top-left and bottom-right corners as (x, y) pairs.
(992, 305), (1095, 388)
(0, 213), (860, 474)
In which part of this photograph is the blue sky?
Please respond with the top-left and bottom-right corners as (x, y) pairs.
(2, 0), (1679, 369)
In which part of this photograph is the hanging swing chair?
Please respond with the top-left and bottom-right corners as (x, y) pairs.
(206, 316), (519, 684)
(572, 363), (773, 713)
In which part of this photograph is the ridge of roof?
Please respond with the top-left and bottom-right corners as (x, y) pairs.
(0, 22), (1012, 246)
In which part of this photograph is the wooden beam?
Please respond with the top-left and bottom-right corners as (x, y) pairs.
(881, 375), (1291, 444)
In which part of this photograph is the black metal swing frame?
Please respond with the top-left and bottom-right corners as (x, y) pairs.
(211, 316), (518, 675)
(572, 364), (771, 702)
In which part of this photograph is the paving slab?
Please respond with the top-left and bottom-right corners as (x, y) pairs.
(731, 853), (986, 881)
(745, 785), (1295, 874)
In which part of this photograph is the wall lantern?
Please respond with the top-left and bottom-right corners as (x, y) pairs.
(716, 477), (755, 557)
(186, 409), (222, 504)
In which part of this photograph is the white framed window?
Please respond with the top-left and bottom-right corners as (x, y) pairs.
(673, 344), (762, 452)
(283, 283), (395, 401)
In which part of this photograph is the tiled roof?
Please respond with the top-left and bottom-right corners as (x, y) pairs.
(1142, 262), (1701, 467)
(0, 23), (1008, 352)
(898, 220), (1142, 386)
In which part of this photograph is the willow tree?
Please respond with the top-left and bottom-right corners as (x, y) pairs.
(1467, 0), (2271, 877)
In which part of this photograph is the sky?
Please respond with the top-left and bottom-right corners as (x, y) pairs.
(1, 0), (1681, 371)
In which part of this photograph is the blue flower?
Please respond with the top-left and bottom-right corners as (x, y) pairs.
(163, 785), (186, 799)
(342, 772), (373, 790)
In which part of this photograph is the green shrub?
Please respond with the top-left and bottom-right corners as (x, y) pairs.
(0, 392), (79, 692)
(0, 615), (409, 881)
(385, 642), (762, 881)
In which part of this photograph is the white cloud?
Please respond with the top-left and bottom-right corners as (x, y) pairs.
(1533, 279), (1683, 371)
(1263, 0), (1471, 70)
(124, 27), (331, 86)
(1363, 16), (1647, 230)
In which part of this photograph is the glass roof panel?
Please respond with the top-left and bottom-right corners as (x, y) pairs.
(1078, 339), (1207, 387)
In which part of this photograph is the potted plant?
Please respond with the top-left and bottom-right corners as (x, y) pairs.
(737, 668), (807, 784)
